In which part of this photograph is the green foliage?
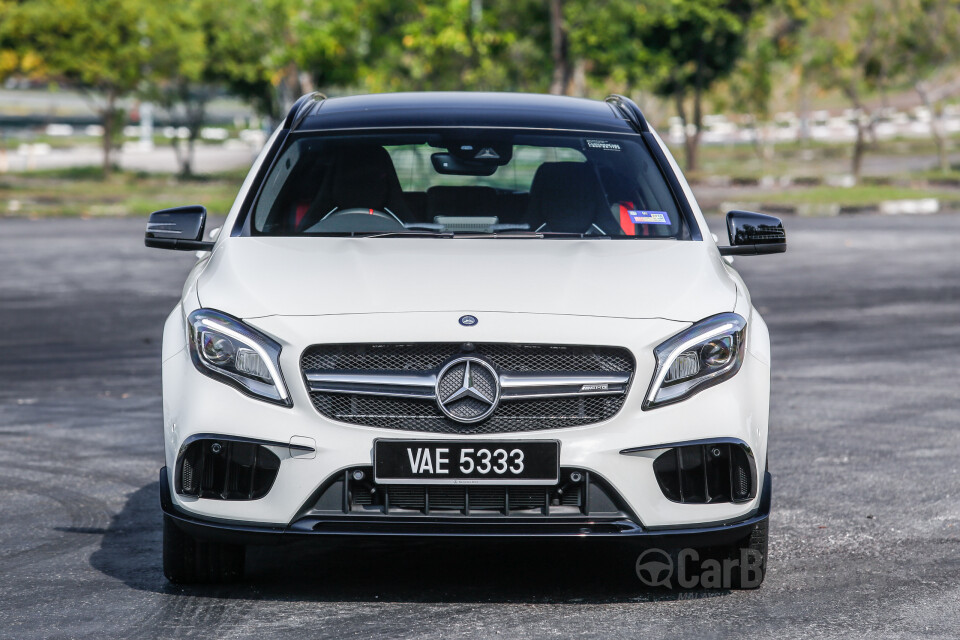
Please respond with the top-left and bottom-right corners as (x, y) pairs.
(642, 0), (764, 98)
(356, 0), (551, 93)
(565, 0), (659, 90)
(6, 0), (158, 92)
(886, 0), (960, 82)
(2, 0), (960, 172)
(801, 0), (960, 177)
(289, 0), (380, 88)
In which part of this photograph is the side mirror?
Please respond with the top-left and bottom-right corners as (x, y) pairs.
(144, 205), (215, 251)
(718, 210), (786, 256)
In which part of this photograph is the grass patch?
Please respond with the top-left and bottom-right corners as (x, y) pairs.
(0, 168), (242, 217)
(14, 165), (112, 180)
(730, 185), (960, 207)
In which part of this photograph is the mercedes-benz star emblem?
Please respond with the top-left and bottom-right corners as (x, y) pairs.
(435, 357), (500, 423)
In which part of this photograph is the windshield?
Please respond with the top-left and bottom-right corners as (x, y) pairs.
(251, 130), (690, 238)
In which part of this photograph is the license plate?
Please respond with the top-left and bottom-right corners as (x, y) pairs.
(374, 439), (560, 485)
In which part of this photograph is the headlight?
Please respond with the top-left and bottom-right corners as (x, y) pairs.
(643, 313), (747, 410)
(186, 309), (291, 406)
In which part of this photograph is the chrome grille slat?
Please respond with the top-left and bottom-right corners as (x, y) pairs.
(302, 343), (634, 434)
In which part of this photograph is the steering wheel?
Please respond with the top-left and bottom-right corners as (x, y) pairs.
(305, 207), (405, 233)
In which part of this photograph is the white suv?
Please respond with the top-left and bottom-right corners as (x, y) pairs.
(146, 92), (785, 586)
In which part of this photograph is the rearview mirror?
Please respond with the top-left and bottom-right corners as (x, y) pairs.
(144, 205), (215, 251)
(718, 210), (786, 256)
(431, 153), (498, 176)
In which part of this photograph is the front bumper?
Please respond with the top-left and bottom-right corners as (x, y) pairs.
(161, 466), (771, 545)
(162, 310), (771, 535)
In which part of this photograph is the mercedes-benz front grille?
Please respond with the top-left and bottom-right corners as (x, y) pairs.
(300, 343), (635, 434)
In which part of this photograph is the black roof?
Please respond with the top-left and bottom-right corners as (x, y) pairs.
(289, 92), (647, 134)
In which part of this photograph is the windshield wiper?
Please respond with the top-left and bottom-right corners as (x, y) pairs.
(354, 230), (609, 239)
(358, 230), (455, 239)
(451, 231), (610, 239)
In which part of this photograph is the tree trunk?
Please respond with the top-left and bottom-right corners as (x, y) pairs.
(673, 89), (693, 171)
(682, 46), (706, 173)
(685, 128), (700, 173)
(915, 82), (949, 173)
(852, 120), (866, 184)
(842, 85), (870, 184)
(170, 136), (184, 174)
(798, 73), (810, 144)
(749, 116), (764, 160)
(182, 96), (207, 179)
(101, 91), (117, 177)
(548, 0), (570, 95)
(183, 138), (195, 179)
(570, 58), (586, 97)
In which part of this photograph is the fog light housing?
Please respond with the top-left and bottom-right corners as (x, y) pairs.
(176, 438), (281, 500)
(652, 440), (755, 504)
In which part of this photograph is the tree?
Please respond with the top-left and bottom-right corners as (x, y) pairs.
(359, 0), (551, 94)
(803, 0), (904, 182)
(723, 1), (816, 158)
(548, 0), (574, 94)
(137, 0), (206, 177)
(566, 0), (769, 170)
(5, 0), (189, 176)
(267, 0), (369, 106)
(641, 0), (770, 172)
(888, 0), (960, 173)
(142, 0), (280, 177)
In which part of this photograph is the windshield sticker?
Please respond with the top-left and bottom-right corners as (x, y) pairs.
(628, 210), (671, 225)
(586, 139), (621, 151)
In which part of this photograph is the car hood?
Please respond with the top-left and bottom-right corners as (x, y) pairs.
(197, 237), (736, 321)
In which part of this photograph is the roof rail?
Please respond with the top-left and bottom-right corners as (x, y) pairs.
(283, 92), (327, 130)
(604, 95), (650, 133)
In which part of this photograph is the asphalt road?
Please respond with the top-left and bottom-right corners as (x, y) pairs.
(1, 213), (959, 639)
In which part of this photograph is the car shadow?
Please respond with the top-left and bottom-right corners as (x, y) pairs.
(90, 481), (733, 604)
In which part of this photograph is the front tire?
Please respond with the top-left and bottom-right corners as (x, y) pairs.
(725, 517), (768, 589)
(163, 514), (245, 584)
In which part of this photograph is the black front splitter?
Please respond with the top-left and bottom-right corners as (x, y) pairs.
(160, 467), (771, 547)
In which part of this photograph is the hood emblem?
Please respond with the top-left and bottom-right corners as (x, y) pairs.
(435, 357), (500, 423)
(459, 315), (478, 327)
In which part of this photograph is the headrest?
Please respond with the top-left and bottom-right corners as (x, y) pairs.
(528, 162), (609, 233)
(329, 146), (400, 211)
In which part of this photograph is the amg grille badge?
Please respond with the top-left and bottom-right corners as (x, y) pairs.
(580, 384), (609, 392)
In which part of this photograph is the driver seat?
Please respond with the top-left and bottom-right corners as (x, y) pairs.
(525, 162), (617, 234)
(298, 145), (412, 231)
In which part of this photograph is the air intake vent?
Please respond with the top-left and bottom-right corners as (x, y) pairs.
(176, 438), (281, 500)
(305, 467), (627, 518)
(652, 442), (755, 504)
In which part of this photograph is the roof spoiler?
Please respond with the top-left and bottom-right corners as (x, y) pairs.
(283, 92), (327, 130)
(604, 95), (650, 133)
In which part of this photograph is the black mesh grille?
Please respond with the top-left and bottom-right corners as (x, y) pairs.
(302, 343), (634, 433)
(309, 389), (627, 434)
(300, 343), (634, 434)
(301, 343), (633, 373)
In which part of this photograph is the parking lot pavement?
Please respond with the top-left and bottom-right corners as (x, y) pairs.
(1, 213), (959, 639)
